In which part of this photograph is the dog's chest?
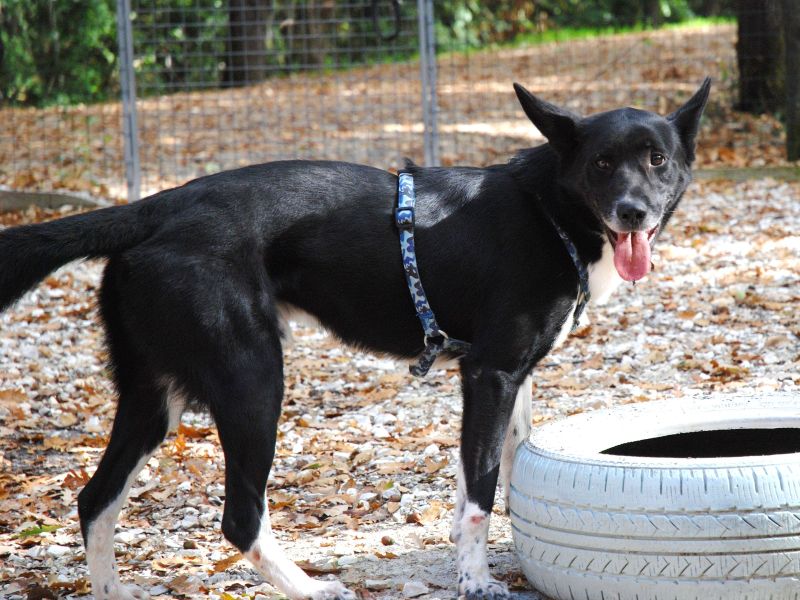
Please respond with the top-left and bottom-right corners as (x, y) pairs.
(587, 240), (623, 305)
(551, 241), (622, 352)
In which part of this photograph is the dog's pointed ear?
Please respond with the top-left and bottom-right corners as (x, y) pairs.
(667, 77), (712, 162)
(514, 83), (579, 155)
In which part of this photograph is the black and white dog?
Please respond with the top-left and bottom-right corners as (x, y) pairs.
(0, 79), (709, 600)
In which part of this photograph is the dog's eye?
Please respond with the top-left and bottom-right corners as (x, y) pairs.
(594, 158), (612, 171)
(650, 152), (666, 166)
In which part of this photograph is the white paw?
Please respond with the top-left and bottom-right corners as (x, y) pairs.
(307, 578), (356, 600)
(459, 575), (510, 600)
(94, 582), (151, 600)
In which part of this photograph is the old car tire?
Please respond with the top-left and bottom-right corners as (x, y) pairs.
(510, 394), (800, 600)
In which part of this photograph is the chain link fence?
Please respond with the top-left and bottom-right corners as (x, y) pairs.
(0, 1), (794, 204)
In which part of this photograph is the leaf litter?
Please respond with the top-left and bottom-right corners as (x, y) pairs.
(1, 177), (799, 599)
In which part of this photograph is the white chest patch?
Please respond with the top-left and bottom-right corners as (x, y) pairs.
(551, 299), (577, 351)
(553, 240), (623, 349)
(588, 239), (623, 306)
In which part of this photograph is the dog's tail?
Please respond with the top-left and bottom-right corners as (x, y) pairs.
(0, 195), (170, 312)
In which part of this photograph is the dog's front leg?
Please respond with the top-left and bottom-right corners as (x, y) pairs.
(453, 360), (522, 600)
(499, 375), (532, 514)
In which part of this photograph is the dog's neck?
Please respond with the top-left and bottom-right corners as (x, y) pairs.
(509, 145), (606, 264)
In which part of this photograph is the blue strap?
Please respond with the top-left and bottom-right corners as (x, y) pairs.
(396, 172), (471, 376)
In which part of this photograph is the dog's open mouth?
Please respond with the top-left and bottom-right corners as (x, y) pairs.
(606, 226), (658, 282)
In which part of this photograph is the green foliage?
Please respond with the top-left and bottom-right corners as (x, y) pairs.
(0, 0), (118, 106)
(130, 0), (228, 93)
(435, 0), (709, 48)
(0, 0), (735, 107)
(16, 524), (60, 538)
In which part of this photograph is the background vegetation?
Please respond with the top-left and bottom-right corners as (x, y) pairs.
(1, 0), (733, 107)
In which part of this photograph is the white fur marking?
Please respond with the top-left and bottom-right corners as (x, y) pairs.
(551, 299), (577, 351)
(450, 463), (467, 544)
(86, 454), (153, 600)
(244, 503), (354, 600)
(86, 390), (182, 600)
(500, 375), (532, 513)
(588, 239), (624, 305)
(455, 501), (509, 598)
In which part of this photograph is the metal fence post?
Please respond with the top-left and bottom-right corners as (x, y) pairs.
(116, 0), (141, 202)
(417, 0), (440, 166)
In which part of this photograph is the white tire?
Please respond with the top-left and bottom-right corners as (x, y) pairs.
(510, 394), (800, 600)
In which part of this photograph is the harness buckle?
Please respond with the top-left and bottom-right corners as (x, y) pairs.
(424, 329), (448, 348)
(395, 206), (415, 231)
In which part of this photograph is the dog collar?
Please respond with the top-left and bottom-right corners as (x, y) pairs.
(396, 172), (471, 376)
(540, 205), (591, 332)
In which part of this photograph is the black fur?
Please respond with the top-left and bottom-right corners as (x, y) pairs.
(0, 79), (710, 600)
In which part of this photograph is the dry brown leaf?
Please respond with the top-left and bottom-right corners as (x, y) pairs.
(211, 552), (243, 574)
(62, 469), (91, 490)
(297, 560), (342, 575)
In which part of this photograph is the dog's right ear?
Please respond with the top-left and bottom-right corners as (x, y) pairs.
(513, 83), (579, 155)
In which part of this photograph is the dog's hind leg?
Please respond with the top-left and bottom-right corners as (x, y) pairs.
(209, 331), (354, 600)
(499, 374), (532, 514)
(77, 376), (182, 600)
(78, 262), (185, 600)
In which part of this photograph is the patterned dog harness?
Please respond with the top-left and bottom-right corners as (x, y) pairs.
(396, 172), (472, 376)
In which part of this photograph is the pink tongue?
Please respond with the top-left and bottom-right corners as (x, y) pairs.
(613, 232), (651, 281)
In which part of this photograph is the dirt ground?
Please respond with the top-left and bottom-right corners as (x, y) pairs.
(1, 174), (799, 600)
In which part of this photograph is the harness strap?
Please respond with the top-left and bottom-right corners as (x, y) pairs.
(540, 207), (592, 332)
(396, 172), (471, 376)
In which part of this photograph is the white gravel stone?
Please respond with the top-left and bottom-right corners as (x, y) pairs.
(402, 581), (430, 597)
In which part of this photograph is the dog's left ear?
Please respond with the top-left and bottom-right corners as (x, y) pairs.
(667, 77), (712, 163)
(514, 83), (580, 156)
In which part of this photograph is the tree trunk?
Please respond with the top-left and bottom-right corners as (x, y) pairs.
(782, 0), (800, 160)
(646, 0), (662, 27)
(224, 0), (270, 87)
(734, 0), (784, 113)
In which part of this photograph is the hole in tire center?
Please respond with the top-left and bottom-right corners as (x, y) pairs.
(601, 428), (800, 458)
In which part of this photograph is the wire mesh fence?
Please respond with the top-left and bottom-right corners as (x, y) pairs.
(436, 22), (743, 168)
(127, 0), (428, 196)
(0, 1), (794, 203)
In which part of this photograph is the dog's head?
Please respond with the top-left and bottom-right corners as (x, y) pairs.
(514, 78), (711, 281)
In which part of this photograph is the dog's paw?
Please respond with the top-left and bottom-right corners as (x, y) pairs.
(94, 582), (151, 600)
(307, 579), (356, 600)
(459, 576), (511, 600)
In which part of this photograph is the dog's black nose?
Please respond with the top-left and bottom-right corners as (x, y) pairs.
(616, 200), (648, 230)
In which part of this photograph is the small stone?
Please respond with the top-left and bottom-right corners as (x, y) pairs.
(365, 579), (392, 590)
(183, 539), (198, 549)
(422, 443), (439, 456)
(381, 486), (401, 502)
(381, 535), (394, 546)
(46, 544), (71, 558)
(179, 514), (199, 530)
(372, 425), (390, 438)
(402, 581), (430, 597)
(332, 542), (351, 556)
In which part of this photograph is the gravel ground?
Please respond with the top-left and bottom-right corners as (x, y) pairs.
(1, 177), (799, 600)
